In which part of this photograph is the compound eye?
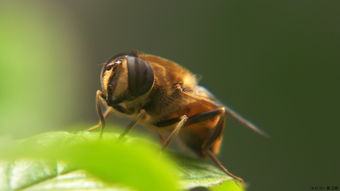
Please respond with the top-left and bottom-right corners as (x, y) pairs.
(126, 56), (154, 97)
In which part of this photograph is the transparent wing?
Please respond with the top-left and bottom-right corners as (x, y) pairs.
(194, 86), (269, 137)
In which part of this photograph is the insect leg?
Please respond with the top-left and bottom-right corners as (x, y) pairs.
(88, 108), (112, 131)
(154, 132), (166, 145)
(156, 109), (224, 149)
(205, 149), (244, 182)
(201, 108), (225, 150)
(156, 108), (224, 150)
(92, 90), (106, 138)
(155, 109), (223, 127)
(118, 109), (146, 140)
(201, 108), (244, 182)
(162, 115), (188, 150)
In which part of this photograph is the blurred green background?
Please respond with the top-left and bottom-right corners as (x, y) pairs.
(0, 1), (339, 190)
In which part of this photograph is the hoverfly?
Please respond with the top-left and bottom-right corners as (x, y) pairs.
(90, 51), (267, 182)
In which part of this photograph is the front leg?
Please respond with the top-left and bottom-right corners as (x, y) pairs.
(96, 90), (107, 138)
(88, 91), (134, 132)
(88, 107), (112, 131)
(88, 104), (133, 131)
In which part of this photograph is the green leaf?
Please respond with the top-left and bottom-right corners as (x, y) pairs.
(0, 131), (244, 191)
(0, 159), (131, 191)
(211, 181), (244, 191)
(174, 155), (234, 189)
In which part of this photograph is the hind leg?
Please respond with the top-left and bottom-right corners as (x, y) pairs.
(201, 108), (244, 182)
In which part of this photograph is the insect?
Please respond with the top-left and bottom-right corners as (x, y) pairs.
(90, 51), (267, 182)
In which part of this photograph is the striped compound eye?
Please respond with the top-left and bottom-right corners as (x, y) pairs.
(126, 56), (154, 98)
